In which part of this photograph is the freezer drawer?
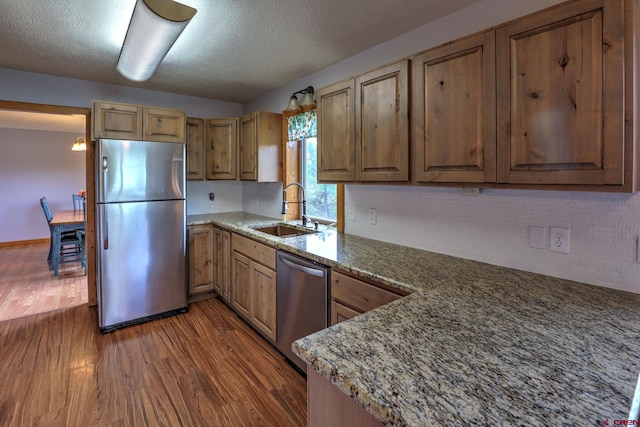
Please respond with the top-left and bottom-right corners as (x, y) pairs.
(97, 199), (187, 330)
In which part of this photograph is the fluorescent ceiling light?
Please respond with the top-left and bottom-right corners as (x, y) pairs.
(116, 0), (197, 82)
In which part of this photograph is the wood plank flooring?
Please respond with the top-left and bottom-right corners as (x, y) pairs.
(0, 242), (87, 322)
(0, 242), (307, 426)
(0, 297), (307, 426)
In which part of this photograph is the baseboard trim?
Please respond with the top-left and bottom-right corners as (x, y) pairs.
(0, 238), (49, 248)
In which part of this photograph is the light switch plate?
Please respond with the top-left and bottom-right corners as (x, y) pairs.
(345, 205), (356, 221)
(529, 226), (545, 249)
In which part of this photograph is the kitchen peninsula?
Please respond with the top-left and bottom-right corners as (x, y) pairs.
(188, 212), (640, 426)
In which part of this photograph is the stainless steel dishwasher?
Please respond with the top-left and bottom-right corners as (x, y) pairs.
(276, 251), (329, 372)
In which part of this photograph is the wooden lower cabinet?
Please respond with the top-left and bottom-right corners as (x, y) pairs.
(330, 300), (360, 325)
(213, 227), (231, 303)
(231, 251), (252, 318)
(329, 270), (405, 326)
(231, 233), (277, 342)
(250, 263), (277, 340)
(188, 225), (214, 296)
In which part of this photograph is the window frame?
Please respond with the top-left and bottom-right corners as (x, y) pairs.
(282, 108), (344, 231)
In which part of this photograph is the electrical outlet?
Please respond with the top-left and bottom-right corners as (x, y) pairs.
(368, 208), (377, 225)
(345, 205), (356, 221)
(256, 196), (259, 206)
(550, 227), (570, 254)
(208, 193), (215, 204)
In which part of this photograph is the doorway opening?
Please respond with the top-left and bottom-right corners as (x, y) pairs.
(0, 100), (92, 321)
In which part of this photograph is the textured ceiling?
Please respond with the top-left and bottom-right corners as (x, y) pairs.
(0, 0), (481, 103)
(0, 0), (479, 103)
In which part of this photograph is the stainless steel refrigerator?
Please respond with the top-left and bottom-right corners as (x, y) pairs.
(96, 138), (187, 332)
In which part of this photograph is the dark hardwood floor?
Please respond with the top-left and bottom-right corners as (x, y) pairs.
(0, 296), (307, 426)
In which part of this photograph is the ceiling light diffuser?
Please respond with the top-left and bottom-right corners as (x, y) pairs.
(116, 0), (197, 82)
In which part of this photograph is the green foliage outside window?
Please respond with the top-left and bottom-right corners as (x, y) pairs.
(303, 138), (336, 221)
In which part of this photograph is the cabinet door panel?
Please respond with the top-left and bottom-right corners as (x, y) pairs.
(186, 118), (205, 180)
(330, 300), (361, 326)
(413, 32), (496, 183)
(317, 80), (356, 182)
(231, 251), (252, 319)
(212, 227), (223, 294)
(239, 113), (257, 180)
(188, 225), (213, 295)
(355, 60), (409, 181)
(143, 107), (186, 143)
(221, 230), (231, 303)
(93, 102), (143, 140)
(251, 263), (276, 341)
(206, 118), (238, 180)
(496, 0), (624, 185)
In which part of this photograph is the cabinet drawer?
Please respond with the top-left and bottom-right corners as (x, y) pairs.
(232, 234), (276, 269)
(331, 271), (402, 313)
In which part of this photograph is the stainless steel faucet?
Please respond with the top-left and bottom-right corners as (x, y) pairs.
(282, 182), (308, 226)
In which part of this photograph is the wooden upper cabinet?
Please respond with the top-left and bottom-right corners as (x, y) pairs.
(412, 31), (496, 183)
(92, 101), (186, 143)
(92, 101), (143, 140)
(496, 0), (626, 186)
(239, 112), (282, 182)
(355, 60), (410, 181)
(143, 107), (186, 143)
(186, 118), (205, 180)
(205, 118), (238, 180)
(317, 79), (356, 182)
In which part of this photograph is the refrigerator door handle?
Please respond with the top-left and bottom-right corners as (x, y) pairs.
(173, 154), (184, 198)
(102, 156), (108, 203)
(99, 204), (109, 250)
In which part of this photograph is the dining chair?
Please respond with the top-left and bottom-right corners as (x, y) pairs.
(72, 194), (85, 211)
(40, 197), (86, 276)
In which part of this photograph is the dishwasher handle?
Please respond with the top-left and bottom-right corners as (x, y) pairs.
(278, 254), (325, 277)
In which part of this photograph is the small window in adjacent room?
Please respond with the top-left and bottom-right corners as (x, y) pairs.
(301, 137), (336, 222)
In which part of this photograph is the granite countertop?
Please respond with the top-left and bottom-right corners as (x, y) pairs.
(188, 211), (640, 426)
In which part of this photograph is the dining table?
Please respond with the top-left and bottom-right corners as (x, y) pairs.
(49, 209), (85, 276)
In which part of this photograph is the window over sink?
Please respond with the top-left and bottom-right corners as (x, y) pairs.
(285, 110), (338, 224)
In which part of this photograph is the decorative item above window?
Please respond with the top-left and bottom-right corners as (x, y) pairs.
(287, 110), (317, 141)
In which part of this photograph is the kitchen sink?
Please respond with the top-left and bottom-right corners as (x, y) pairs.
(252, 223), (318, 238)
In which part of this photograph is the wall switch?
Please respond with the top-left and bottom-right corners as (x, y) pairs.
(528, 226), (545, 249)
(550, 227), (570, 254)
(368, 208), (377, 225)
(208, 193), (215, 204)
(345, 205), (356, 221)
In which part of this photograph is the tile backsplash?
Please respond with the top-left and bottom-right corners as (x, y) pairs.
(345, 185), (640, 294)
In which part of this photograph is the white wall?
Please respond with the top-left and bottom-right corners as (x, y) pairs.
(186, 180), (244, 215)
(0, 67), (245, 218)
(242, 0), (640, 294)
(0, 128), (85, 242)
(241, 182), (283, 218)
